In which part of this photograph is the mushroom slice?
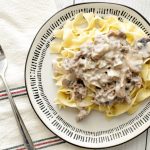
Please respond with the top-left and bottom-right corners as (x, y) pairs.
(91, 44), (109, 60)
(138, 38), (150, 46)
(62, 73), (76, 88)
(107, 69), (120, 79)
(125, 53), (143, 73)
(114, 57), (123, 69)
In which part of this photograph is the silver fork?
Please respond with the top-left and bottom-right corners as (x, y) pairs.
(0, 45), (35, 150)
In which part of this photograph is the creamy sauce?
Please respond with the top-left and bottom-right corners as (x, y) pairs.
(61, 31), (150, 106)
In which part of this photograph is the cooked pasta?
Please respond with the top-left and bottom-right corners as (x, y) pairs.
(50, 13), (150, 121)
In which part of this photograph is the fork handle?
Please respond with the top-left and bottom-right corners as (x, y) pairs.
(1, 75), (35, 150)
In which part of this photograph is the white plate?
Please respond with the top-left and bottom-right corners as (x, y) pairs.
(25, 2), (150, 148)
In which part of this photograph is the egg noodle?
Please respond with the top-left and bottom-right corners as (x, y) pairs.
(50, 13), (150, 118)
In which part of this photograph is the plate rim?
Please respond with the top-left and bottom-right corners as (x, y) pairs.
(25, 2), (150, 149)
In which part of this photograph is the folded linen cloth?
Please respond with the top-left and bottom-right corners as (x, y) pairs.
(0, 0), (74, 149)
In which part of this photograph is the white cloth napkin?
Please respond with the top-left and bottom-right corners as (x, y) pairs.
(0, 0), (79, 149)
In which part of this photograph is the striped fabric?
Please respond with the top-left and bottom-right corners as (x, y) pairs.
(6, 136), (65, 150)
(0, 0), (73, 149)
(1, 86), (66, 150)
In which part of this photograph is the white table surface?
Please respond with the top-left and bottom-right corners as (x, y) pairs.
(0, 0), (150, 150)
